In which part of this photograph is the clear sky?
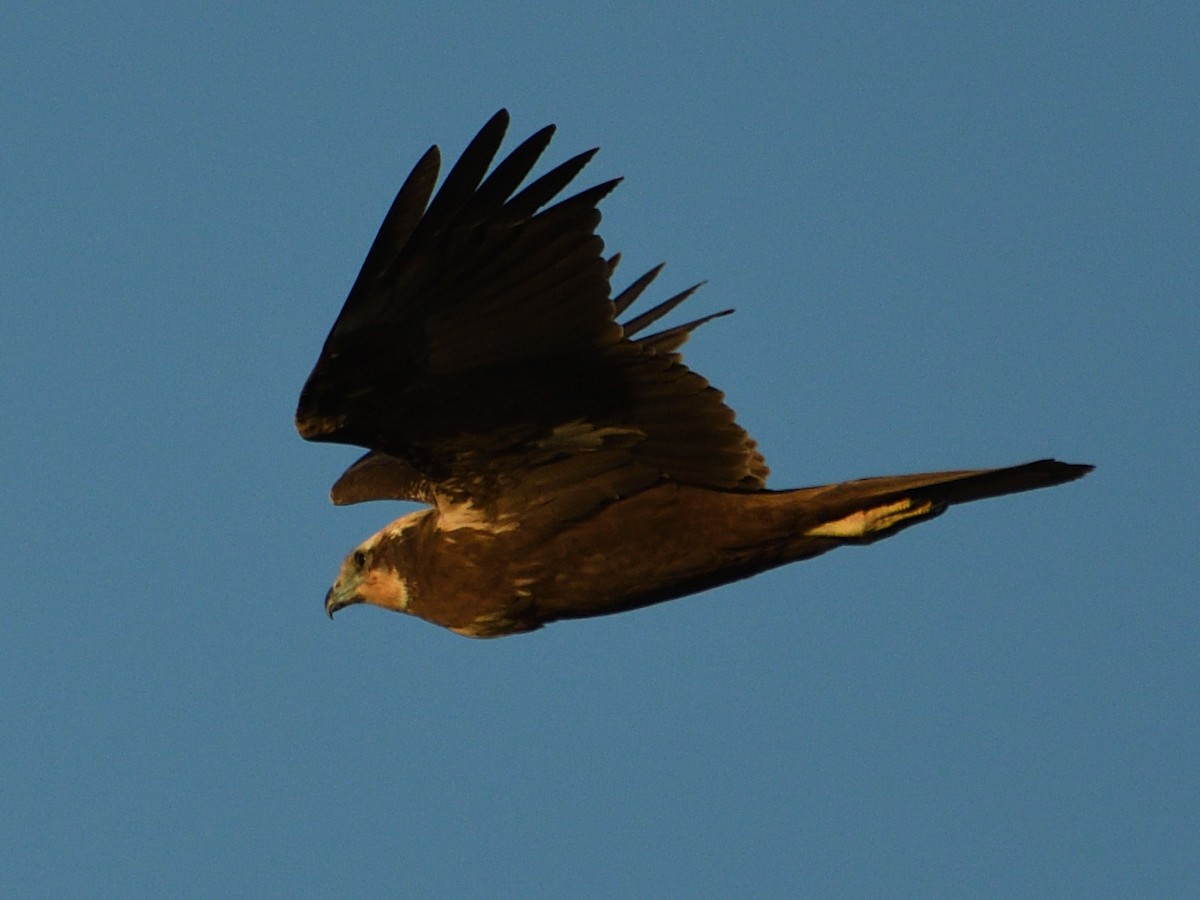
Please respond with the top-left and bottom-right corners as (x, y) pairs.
(3, 3), (1196, 897)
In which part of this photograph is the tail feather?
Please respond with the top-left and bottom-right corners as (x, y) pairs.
(799, 459), (1093, 543)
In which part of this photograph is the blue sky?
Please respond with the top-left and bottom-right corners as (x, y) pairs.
(2, 3), (1196, 897)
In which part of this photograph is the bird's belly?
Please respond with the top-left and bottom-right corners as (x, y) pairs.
(527, 483), (824, 623)
(415, 483), (832, 636)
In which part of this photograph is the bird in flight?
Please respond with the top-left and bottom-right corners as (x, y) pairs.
(296, 110), (1091, 638)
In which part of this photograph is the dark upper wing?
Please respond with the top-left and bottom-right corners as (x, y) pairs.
(297, 110), (766, 517)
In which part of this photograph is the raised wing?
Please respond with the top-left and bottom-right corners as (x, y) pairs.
(297, 110), (767, 518)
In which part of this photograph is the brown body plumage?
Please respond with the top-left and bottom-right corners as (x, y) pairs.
(297, 111), (1091, 638)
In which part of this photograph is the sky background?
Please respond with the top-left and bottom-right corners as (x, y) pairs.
(2, 3), (1196, 897)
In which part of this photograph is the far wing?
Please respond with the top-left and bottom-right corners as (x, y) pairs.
(296, 111), (766, 517)
(329, 451), (433, 506)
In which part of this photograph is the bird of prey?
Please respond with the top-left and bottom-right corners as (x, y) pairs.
(296, 110), (1091, 638)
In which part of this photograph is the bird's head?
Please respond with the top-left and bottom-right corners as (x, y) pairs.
(324, 521), (414, 618)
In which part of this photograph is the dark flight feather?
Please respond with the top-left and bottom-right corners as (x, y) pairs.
(297, 109), (768, 513)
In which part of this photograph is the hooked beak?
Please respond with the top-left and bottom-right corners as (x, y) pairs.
(324, 583), (364, 619)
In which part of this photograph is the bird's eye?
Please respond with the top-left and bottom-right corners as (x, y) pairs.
(352, 550), (367, 569)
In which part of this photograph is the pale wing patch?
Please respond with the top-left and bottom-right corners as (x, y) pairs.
(436, 499), (518, 533)
(536, 420), (644, 452)
(804, 498), (937, 539)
